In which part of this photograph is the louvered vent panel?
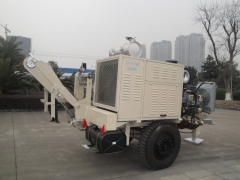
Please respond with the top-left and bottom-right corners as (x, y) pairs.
(162, 67), (169, 80)
(160, 88), (167, 112)
(151, 88), (158, 115)
(121, 73), (131, 100)
(169, 89), (176, 115)
(133, 74), (142, 101)
(153, 66), (160, 79)
(95, 59), (118, 107)
(171, 69), (177, 81)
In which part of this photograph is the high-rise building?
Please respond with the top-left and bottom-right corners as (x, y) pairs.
(150, 42), (158, 60)
(150, 40), (172, 61)
(7, 36), (31, 57)
(159, 40), (172, 61)
(140, 44), (146, 58)
(174, 33), (205, 72)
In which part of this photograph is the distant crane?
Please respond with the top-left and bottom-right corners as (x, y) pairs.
(0, 23), (11, 39)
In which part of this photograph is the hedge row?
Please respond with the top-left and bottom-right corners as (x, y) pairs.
(216, 88), (240, 100)
(233, 90), (240, 100)
(0, 97), (44, 110)
(216, 88), (226, 100)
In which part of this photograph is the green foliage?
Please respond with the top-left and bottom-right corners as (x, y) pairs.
(232, 63), (240, 92)
(0, 36), (39, 95)
(0, 58), (39, 95)
(201, 55), (221, 81)
(61, 73), (76, 92)
(197, 72), (205, 82)
(48, 61), (59, 74)
(215, 62), (240, 91)
(185, 66), (198, 85)
(0, 36), (25, 67)
(48, 61), (74, 92)
(201, 55), (240, 91)
(216, 88), (226, 100)
(233, 90), (240, 100)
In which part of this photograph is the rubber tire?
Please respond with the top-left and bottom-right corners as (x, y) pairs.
(129, 137), (133, 143)
(138, 121), (181, 170)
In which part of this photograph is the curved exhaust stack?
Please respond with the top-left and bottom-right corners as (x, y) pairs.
(109, 37), (142, 57)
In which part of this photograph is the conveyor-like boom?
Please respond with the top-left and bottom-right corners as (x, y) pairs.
(23, 55), (91, 120)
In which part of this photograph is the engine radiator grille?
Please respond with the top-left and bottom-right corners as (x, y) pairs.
(95, 59), (118, 107)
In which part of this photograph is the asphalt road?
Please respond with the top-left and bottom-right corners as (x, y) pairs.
(1, 109), (240, 180)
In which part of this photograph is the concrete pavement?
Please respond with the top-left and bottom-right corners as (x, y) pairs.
(0, 109), (240, 180)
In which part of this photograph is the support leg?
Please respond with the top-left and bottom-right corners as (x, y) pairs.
(204, 118), (215, 125)
(125, 123), (130, 146)
(51, 93), (55, 120)
(184, 128), (204, 145)
(43, 88), (48, 113)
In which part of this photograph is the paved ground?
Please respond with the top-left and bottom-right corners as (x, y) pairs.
(1, 109), (240, 180)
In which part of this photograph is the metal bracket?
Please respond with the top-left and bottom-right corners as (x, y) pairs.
(26, 52), (39, 68)
(204, 118), (215, 125)
(185, 137), (204, 145)
(71, 118), (83, 128)
(82, 144), (94, 149)
(184, 128), (203, 145)
(29, 52), (39, 61)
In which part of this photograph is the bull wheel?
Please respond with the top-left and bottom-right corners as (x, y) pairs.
(138, 121), (181, 170)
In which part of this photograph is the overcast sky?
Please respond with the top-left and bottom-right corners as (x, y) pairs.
(0, 0), (240, 70)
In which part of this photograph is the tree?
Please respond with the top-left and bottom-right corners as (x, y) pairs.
(48, 61), (75, 91)
(193, 0), (240, 100)
(0, 58), (38, 95)
(201, 55), (221, 81)
(0, 35), (38, 95)
(201, 55), (240, 91)
(231, 63), (240, 91)
(185, 66), (198, 85)
(48, 61), (59, 74)
(217, 62), (240, 92)
(0, 36), (25, 67)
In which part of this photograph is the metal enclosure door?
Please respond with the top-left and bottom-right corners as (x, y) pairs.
(143, 61), (183, 119)
(118, 57), (144, 119)
(142, 83), (182, 118)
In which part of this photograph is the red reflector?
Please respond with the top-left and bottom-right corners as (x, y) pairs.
(100, 124), (105, 134)
(82, 118), (88, 128)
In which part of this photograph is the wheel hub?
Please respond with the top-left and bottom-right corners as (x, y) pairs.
(154, 135), (174, 160)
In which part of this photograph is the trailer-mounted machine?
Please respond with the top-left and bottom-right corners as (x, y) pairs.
(23, 37), (216, 170)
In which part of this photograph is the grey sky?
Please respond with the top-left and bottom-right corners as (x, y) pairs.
(1, 0), (240, 69)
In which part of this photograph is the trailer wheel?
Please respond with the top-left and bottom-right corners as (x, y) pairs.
(129, 137), (133, 143)
(138, 121), (181, 170)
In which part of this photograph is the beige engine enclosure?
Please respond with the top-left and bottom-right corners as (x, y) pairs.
(92, 55), (184, 124)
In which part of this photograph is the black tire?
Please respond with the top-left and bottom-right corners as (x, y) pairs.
(129, 137), (133, 143)
(138, 121), (181, 170)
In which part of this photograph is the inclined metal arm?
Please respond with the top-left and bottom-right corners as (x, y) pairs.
(23, 56), (80, 109)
